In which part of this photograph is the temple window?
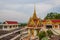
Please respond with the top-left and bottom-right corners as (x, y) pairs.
(10, 26), (12, 28)
(55, 25), (58, 28)
(0, 25), (3, 29)
(59, 24), (60, 28)
(16, 25), (17, 27)
(13, 25), (15, 27)
(4, 26), (7, 28)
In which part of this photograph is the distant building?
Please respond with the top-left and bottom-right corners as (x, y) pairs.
(0, 21), (18, 31)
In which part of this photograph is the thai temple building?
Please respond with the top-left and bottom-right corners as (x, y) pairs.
(43, 19), (60, 29)
(27, 6), (42, 38)
(27, 5), (60, 38)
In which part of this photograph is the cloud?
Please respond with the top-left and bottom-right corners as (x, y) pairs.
(0, 0), (60, 22)
(41, 0), (60, 6)
(36, 3), (53, 19)
(0, 9), (28, 22)
(0, 0), (40, 4)
(52, 0), (60, 5)
(0, 3), (53, 21)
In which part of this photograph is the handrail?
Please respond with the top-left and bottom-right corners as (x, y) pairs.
(51, 29), (60, 35)
(10, 34), (21, 40)
(20, 35), (28, 40)
(10, 29), (28, 40)
(0, 27), (27, 39)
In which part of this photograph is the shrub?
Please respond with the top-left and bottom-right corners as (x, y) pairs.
(47, 30), (53, 38)
(38, 31), (46, 40)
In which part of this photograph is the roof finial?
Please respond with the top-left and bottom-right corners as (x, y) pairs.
(33, 4), (37, 19)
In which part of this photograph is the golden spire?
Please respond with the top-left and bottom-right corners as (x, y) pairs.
(33, 5), (37, 19)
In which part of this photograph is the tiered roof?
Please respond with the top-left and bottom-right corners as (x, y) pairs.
(28, 5), (41, 27)
(43, 19), (60, 23)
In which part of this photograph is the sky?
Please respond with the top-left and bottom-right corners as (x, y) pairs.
(0, 0), (60, 23)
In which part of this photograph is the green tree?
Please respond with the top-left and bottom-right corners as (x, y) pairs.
(42, 37), (48, 40)
(47, 30), (53, 38)
(18, 23), (27, 27)
(45, 12), (55, 19)
(55, 14), (60, 19)
(44, 12), (60, 19)
(38, 31), (46, 40)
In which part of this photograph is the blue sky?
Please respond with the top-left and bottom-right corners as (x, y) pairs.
(0, 0), (60, 23)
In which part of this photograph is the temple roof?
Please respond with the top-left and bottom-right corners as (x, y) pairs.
(32, 5), (37, 19)
(28, 5), (41, 27)
(4, 21), (18, 24)
(43, 19), (60, 23)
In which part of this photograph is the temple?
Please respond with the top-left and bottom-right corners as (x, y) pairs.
(43, 19), (60, 29)
(28, 5), (41, 27)
(27, 5), (60, 39)
(27, 5), (41, 38)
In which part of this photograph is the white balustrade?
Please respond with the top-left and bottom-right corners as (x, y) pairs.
(10, 34), (21, 40)
(0, 27), (27, 39)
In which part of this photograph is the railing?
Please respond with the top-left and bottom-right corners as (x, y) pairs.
(20, 34), (28, 40)
(51, 29), (60, 35)
(0, 27), (27, 39)
(10, 29), (28, 40)
(10, 34), (21, 40)
(10, 30), (28, 40)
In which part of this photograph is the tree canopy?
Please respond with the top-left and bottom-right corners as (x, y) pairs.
(47, 30), (53, 38)
(18, 23), (27, 27)
(44, 12), (60, 19)
(38, 31), (46, 40)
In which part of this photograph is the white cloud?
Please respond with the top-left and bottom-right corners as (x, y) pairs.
(0, 10), (28, 22)
(24, 3), (53, 19)
(36, 3), (53, 19)
(52, 0), (60, 5)
(0, 3), (53, 22)
(42, 0), (60, 6)
(0, 0), (60, 22)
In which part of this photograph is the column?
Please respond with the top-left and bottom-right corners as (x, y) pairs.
(3, 25), (4, 30)
(17, 25), (18, 28)
(58, 24), (59, 29)
(28, 29), (30, 36)
(34, 29), (37, 36)
(7, 25), (10, 30)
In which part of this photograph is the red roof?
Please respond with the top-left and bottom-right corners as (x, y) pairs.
(43, 19), (60, 23)
(51, 19), (60, 23)
(42, 20), (46, 22)
(5, 21), (18, 24)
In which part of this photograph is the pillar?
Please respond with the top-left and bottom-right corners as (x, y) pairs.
(28, 29), (30, 36)
(34, 29), (37, 36)
(3, 25), (4, 30)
